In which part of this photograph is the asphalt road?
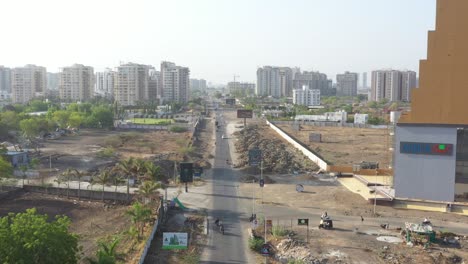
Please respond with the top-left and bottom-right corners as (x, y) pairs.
(200, 110), (251, 264)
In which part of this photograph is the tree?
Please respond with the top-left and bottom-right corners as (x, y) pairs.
(53, 110), (71, 128)
(137, 181), (162, 204)
(112, 174), (126, 204)
(71, 169), (86, 200)
(90, 106), (114, 129)
(143, 162), (162, 182)
(19, 118), (40, 140)
(117, 157), (135, 202)
(68, 112), (84, 128)
(125, 202), (152, 239)
(94, 170), (111, 202)
(86, 239), (122, 264)
(0, 156), (13, 190)
(0, 208), (79, 264)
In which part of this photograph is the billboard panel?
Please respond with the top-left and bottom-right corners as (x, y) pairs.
(237, 109), (253, 118)
(226, 98), (235, 105)
(180, 163), (193, 183)
(162, 232), (188, 249)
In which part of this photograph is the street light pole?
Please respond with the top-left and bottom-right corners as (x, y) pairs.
(252, 179), (255, 217)
(261, 159), (264, 204)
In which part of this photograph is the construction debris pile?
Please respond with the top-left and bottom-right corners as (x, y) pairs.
(234, 125), (318, 174)
(275, 238), (347, 264)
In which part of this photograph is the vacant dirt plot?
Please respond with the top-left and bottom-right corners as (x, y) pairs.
(277, 124), (391, 167)
(38, 129), (190, 174)
(0, 192), (132, 263)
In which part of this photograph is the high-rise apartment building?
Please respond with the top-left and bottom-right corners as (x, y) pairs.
(256, 66), (293, 98)
(95, 68), (116, 98)
(11, 65), (47, 103)
(148, 69), (160, 101)
(59, 64), (94, 101)
(293, 71), (331, 96)
(336, 71), (358, 97)
(160, 61), (190, 104)
(362, 72), (368, 89)
(0, 66), (11, 93)
(401, 71), (417, 102)
(114, 63), (150, 106)
(190, 79), (207, 93)
(293, 85), (320, 106)
(370, 70), (417, 102)
(47, 72), (59, 90)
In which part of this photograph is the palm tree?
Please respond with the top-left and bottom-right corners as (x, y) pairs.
(143, 162), (162, 182)
(126, 202), (152, 239)
(112, 174), (126, 204)
(86, 238), (122, 264)
(94, 169), (111, 202)
(71, 169), (86, 200)
(137, 181), (162, 204)
(19, 165), (28, 187)
(62, 168), (74, 199)
(118, 157), (135, 202)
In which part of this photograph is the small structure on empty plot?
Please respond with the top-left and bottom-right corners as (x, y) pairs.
(309, 133), (322, 142)
(3, 151), (29, 168)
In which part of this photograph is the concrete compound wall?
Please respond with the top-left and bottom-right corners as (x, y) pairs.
(394, 125), (457, 202)
(266, 120), (328, 171)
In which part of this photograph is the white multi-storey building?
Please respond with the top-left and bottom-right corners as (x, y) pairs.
(160, 61), (190, 104)
(336, 71), (358, 97)
(11, 65), (47, 103)
(114, 63), (150, 106)
(95, 68), (116, 98)
(293, 85), (320, 106)
(257, 66), (293, 97)
(59, 64), (94, 101)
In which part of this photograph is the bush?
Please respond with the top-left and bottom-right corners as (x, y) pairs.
(288, 260), (305, 264)
(104, 135), (122, 148)
(272, 226), (288, 238)
(170, 126), (188, 133)
(97, 147), (116, 158)
(248, 237), (264, 251)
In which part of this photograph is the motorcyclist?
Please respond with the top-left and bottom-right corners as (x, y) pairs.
(214, 218), (220, 226)
(321, 211), (329, 220)
(219, 224), (225, 234)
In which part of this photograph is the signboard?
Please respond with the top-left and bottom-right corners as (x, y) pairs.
(237, 109), (253, 118)
(162, 232), (188, 249)
(261, 244), (270, 256)
(400, 142), (453, 156)
(309, 133), (322, 142)
(226, 98), (236, 105)
(298, 218), (309, 226)
(251, 219), (258, 229)
(259, 179), (265, 188)
(266, 219), (272, 228)
(180, 163), (193, 183)
(193, 167), (203, 177)
(249, 148), (262, 166)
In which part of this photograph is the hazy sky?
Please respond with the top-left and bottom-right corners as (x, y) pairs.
(0, 0), (436, 84)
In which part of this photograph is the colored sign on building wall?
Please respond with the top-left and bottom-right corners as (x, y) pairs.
(400, 142), (453, 156)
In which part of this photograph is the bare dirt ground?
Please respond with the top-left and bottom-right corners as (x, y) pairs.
(227, 119), (467, 264)
(0, 192), (133, 263)
(277, 124), (391, 167)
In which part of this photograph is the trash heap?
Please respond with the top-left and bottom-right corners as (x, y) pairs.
(234, 125), (318, 174)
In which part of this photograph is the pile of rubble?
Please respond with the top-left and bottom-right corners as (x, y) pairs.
(275, 238), (347, 264)
(234, 125), (318, 174)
